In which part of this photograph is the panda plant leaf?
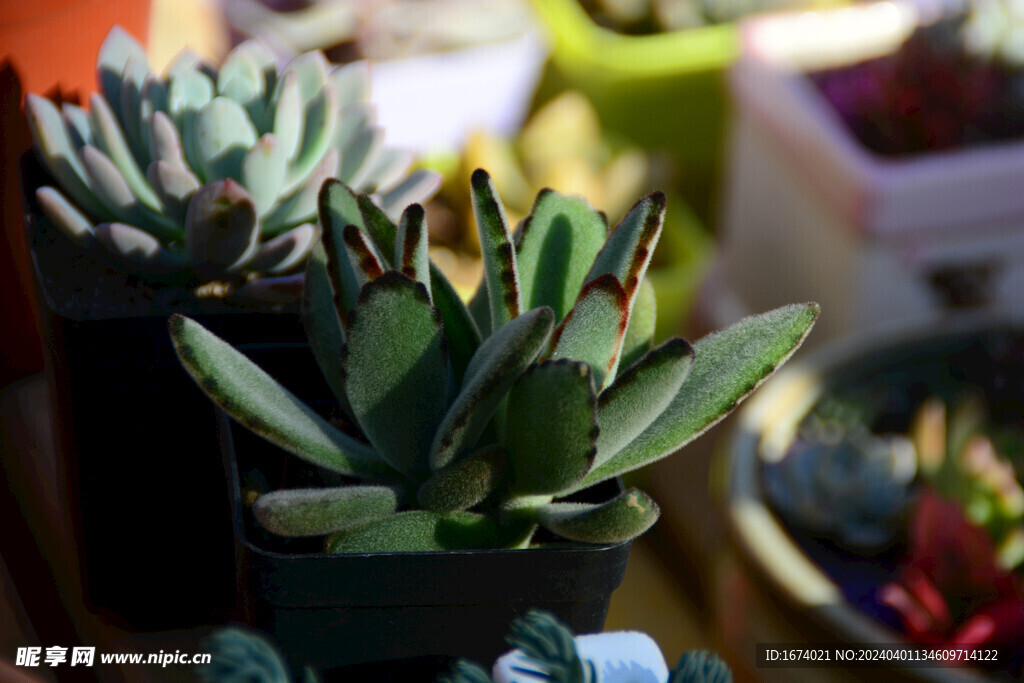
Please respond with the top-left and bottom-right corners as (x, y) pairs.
(170, 169), (818, 551)
(26, 26), (440, 302)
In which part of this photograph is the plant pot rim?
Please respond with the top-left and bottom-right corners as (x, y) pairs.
(731, 0), (1024, 239)
(717, 310), (1024, 683)
(530, 0), (738, 77)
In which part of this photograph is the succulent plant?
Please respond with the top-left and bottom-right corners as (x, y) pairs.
(200, 628), (318, 683)
(431, 91), (712, 339)
(811, 1), (1024, 157)
(911, 397), (1024, 570)
(446, 609), (732, 683)
(26, 26), (440, 301)
(170, 169), (817, 551)
(430, 91), (672, 295)
(762, 423), (918, 553)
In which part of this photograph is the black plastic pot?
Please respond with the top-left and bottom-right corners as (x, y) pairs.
(20, 153), (307, 629)
(221, 343), (633, 677)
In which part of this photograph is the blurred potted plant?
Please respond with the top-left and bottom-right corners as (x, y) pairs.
(429, 90), (714, 338)
(528, 0), (834, 222)
(170, 168), (817, 670)
(21, 26), (438, 628)
(720, 313), (1024, 680)
(222, 0), (549, 153)
(719, 0), (1024, 345)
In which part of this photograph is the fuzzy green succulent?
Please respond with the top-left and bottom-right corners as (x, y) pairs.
(26, 26), (440, 301)
(170, 169), (817, 551)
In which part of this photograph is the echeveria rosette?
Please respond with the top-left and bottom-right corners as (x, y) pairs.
(26, 26), (440, 301)
(169, 168), (818, 551)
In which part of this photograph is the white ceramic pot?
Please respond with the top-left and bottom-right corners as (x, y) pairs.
(718, 1), (1024, 345)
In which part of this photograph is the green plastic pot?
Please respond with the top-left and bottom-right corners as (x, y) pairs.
(529, 0), (738, 221)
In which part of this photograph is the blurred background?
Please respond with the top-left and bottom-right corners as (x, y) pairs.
(5, 0), (1024, 680)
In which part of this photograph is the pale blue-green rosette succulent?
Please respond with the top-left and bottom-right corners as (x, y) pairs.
(26, 26), (440, 301)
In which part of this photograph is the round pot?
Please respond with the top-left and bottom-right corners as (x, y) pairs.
(716, 312), (1024, 682)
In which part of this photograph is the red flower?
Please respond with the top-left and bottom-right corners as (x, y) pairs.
(878, 490), (1024, 647)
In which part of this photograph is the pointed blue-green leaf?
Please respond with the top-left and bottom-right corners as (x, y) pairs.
(253, 485), (400, 537)
(88, 93), (162, 211)
(377, 168), (442, 221)
(81, 145), (182, 243)
(619, 276), (656, 371)
(339, 126), (382, 189)
(217, 44), (263, 104)
(119, 55), (150, 168)
(278, 51), (336, 189)
(574, 303), (820, 491)
(506, 360), (597, 495)
(516, 189), (608, 323)
(225, 40), (278, 130)
(248, 223), (317, 274)
(537, 488), (659, 543)
(165, 48), (207, 80)
(191, 97), (258, 182)
(25, 95), (110, 220)
(396, 203), (430, 295)
(262, 148), (338, 235)
(430, 262), (481, 386)
(147, 160), (199, 224)
(185, 179), (260, 279)
(330, 61), (370, 106)
(36, 187), (95, 245)
(431, 306), (555, 471)
(362, 148), (414, 194)
(584, 192), (665, 307)
(168, 68), (216, 177)
(286, 83), (338, 192)
(168, 66), (216, 127)
(342, 272), (450, 480)
(418, 444), (506, 513)
(97, 26), (148, 126)
(149, 111), (188, 168)
(302, 242), (352, 413)
(325, 511), (506, 553)
(594, 338), (694, 470)
(169, 314), (394, 479)
(94, 222), (188, 274)
(318, 178), (364, 319)
(139, 78), (168, 162)
(471, 168), (521, 331)
(241, 133), (287, 216)
(334, 102), (374, 153)
(550, 274), (629, 390)
(271, 71), (303, 162)
(62, 103), (92, 149)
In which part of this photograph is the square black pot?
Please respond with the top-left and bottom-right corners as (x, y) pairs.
(221, 343), (634, 677)
(21, 152), (308, 630)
